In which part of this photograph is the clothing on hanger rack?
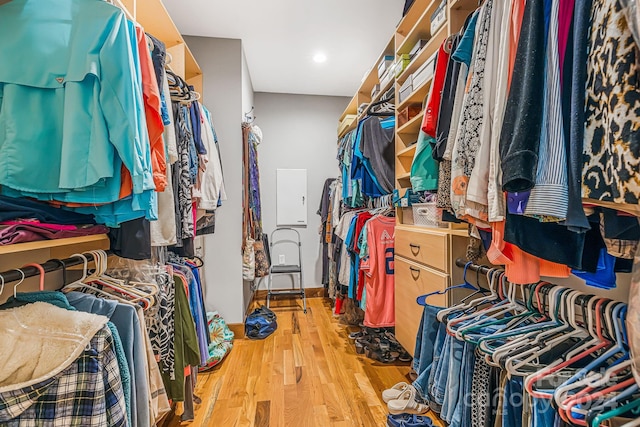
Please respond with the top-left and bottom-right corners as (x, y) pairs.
(400, 259), (640, 427)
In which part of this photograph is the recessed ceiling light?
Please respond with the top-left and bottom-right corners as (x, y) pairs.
(313, 52), (327, 63)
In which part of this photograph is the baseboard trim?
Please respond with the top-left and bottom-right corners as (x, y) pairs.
(253, 287), (327, 301)
(228, 323), (245, 338)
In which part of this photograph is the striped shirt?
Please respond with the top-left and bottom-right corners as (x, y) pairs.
(524, 0), (569, 220)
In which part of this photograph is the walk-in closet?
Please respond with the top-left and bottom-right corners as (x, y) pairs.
(1, 0), (640, 426)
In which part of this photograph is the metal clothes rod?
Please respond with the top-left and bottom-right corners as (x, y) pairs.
(0, 252), (104, 284)
(455, 258), (502, 276)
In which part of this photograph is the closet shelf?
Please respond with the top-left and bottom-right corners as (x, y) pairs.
(396, 0), (432, 39)
(396, 0), (444, 56)
(397, 144), (418, 158)
(396, 76), (433, 112)
(0, 234), (110, 256)
(355, 78), (396, 123)
(397, 25), (448, 85)
(372, 78), (395, 107)
(397, 111), (425, 136)
(358, 35), (396, 101)
(449, 0), (480, 11)
(397, 172), (412, 181)
(340, 94), (359, 122)
(338, 119), (358, 139)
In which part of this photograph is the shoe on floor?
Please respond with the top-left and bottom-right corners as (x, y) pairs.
(386, 414), (433, 427)
(387, 387), (429, 415)
(382, 382), (413, 403)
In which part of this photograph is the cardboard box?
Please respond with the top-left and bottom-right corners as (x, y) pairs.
(398, 104), (423, 127)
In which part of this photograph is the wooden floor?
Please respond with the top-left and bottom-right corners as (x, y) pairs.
(161, 297), (426, 427)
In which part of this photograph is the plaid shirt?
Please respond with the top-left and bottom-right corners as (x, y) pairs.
(0, 327), (128, 427)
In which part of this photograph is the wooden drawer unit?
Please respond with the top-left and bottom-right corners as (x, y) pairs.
(394, 257), (449, 355)
(395, 226), (448, 272)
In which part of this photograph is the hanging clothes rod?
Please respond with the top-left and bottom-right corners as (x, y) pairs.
(455, 258), (503, 276)
(0, 252), (107, 284)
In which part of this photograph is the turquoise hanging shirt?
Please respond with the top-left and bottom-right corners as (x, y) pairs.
(410, 130), (439, 191)
(0, 0), (155, 200)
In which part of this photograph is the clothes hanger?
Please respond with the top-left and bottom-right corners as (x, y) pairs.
(62, 253), (134, 306)
(555, 359), (634, 411)
(524, 297), (612, 399)
(510, 294), (596, 377)
(563, 377), (638, 425)
(553, 302), (629, 398)
(85, 250), (153, 309)
(0, 272), (5, 296)
(458, 280), (543, 343)
(586, 384), (639, 426)
(480, 285), (567, 361)
(437, 267), (501, 323)
(556, 304), (633, 424)
(448, 274), (524, 338)
(11, 269), (25, 298)
(490, 288), (582, 365)
(416, 262), (481, 306)
(592, 399), (640, 427)
(507, 292), (595, 377)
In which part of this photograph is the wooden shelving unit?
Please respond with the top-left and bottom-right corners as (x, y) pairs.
(397, 112), (425, 136)
(122, 0), (203, 95)
(0, 235), (110, 257)
(336, 0), (480, 355)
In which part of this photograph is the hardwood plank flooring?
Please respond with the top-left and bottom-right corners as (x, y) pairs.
(162, 297), (444, 427)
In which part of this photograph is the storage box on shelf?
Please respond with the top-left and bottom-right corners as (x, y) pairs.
(397, 106), (423, 129)
(338, 35), (395, 137)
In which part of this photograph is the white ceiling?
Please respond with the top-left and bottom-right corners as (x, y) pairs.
(163, 0), (404, 97)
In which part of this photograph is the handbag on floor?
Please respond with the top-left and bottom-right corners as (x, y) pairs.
(245, 305), (277, 339)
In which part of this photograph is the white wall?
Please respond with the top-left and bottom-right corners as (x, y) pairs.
(241, 47), (254, 118)
(185, 36), (245, 324)
(253, 92), (349, 289)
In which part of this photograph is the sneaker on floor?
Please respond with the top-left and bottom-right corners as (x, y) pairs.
(386, 414), (433, 427)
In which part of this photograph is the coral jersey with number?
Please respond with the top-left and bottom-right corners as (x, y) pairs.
(360, 216), (395, 327)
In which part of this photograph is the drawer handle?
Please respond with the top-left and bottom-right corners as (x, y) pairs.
(409, 266), (421, 280)
(409, 243), (421, 255)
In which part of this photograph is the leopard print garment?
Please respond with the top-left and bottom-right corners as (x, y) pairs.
(583, 0), (640, 205)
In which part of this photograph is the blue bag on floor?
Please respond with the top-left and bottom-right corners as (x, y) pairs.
(245, 305), (277, 339)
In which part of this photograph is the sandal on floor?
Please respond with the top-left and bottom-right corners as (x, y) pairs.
(386, 414), (433, 427)
(387, 387), (430, 415)
(382, 382), (413, 403)
(397, 351), (412, 363)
